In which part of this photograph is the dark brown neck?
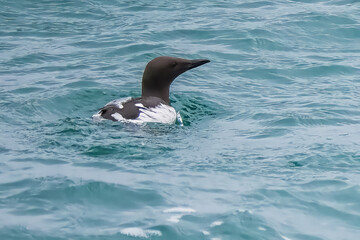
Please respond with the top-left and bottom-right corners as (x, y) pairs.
(142, 87), (170, 105)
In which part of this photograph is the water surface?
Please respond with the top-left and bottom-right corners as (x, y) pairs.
(1, 0), (360, 239)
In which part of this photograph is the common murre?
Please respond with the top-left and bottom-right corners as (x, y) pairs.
(93, 56), (210, 124)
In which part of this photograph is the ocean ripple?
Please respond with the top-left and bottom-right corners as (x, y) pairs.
(1, 0), (360, 239)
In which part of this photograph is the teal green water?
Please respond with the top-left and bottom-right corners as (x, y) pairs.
(1, 0), (360, 239)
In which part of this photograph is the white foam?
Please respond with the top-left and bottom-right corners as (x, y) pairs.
(163, 207), (196, 224)
(258, 226), (266, 231)
(210, 221), (223, 227)
(202, 230), (210, 235)
(163, 207), (196, 213)
(120, 227), (161, 238)
(91, 112), (105, 121)
(237, 209), (253, 214)
(176, 111), (183, 126)
(167, 214), (183, 223)
(281, 235), (292, 240)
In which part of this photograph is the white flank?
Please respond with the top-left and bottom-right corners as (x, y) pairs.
(92, 98), (177, 124)
(120, 227), (161, 238)
(132, 103), (176, 124)
(111, 112), (125, 121)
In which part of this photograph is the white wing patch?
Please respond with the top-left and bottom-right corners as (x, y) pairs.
(92, 97), (131, 122)
(105, 97), (131, 109)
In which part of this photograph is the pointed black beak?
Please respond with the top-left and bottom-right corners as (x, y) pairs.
(188, 59), (210, 70)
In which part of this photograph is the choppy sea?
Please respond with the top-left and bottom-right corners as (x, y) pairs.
(1, 0), (360, 239)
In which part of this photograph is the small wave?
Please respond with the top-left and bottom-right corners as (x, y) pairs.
(166, 214), (183, 223)
(171, 93), (220, 126)
(164, 207), (196, 223)
(120, 227), (161, 238)
(163, 207), (196, 213)
(210, 221), (223, 227)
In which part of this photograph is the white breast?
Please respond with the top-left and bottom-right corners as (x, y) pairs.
(124, 103), (176, 124)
